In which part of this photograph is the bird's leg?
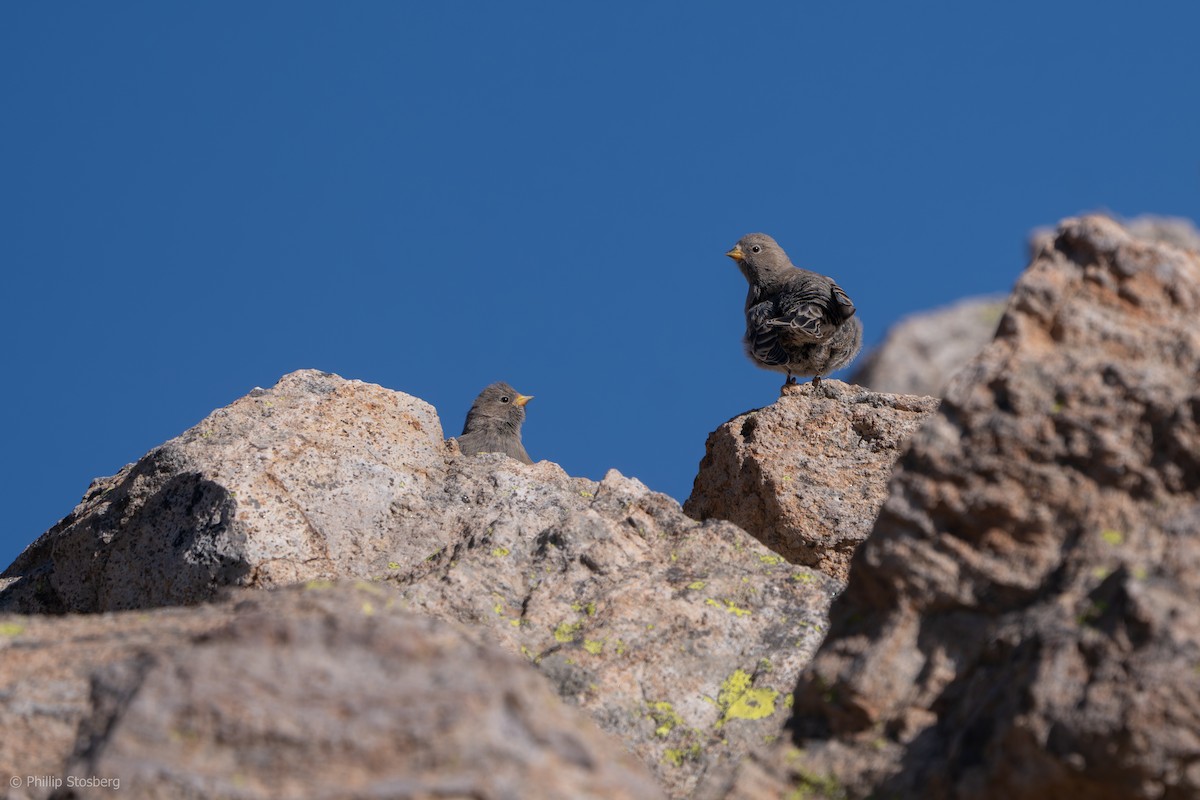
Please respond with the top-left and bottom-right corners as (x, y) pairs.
(812, 375), (822, 388)
(783, 372), (798, 388)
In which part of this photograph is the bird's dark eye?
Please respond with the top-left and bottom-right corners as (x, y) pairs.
(500, 396), (511, 403)
(751, 244), (762, 253)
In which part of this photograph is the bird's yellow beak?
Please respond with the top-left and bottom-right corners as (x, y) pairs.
(725, 244), (745, 262)
(515, 394), (533, 407)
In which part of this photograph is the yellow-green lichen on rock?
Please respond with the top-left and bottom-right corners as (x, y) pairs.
(0, 621), (26, 637)
(715, 668), (779, 728)
(705, 598), (752, 617)
(662, 743), (702, 767)
(787, 767), (847, 800)
(647, 701), (684, 738)
(554, 621), (583, 643)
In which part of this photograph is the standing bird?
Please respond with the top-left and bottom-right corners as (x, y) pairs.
(725, 233), (862, 388)
(453, 382), (534, 464)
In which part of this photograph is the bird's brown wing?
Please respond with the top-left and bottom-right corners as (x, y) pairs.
(829, 280), (857, 320)
(769, 274), (856, 341)
(745, 300), (792, 366)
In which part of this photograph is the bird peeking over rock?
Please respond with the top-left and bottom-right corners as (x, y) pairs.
(453, 382), (534, 464)
(725, 232), (862, 389)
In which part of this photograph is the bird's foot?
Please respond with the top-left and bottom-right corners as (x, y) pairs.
(812, 375), (822, 389)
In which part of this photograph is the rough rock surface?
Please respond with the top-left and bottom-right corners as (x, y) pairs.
(1, 583), (665, 800)
(684, 381), (939, 581)
(1124, 213), (1200, 254)
(1029, 213), (1200, 265)
(853, 217), (1200, 403)
(391, 458), (839, 798)
(0, 602), (233, 797)
(1, 369), (844, 798)
(1, 370), (449, 613)
(19, 211), (1194, 798)
(727, 215), (1200, 799)
(849, 295), (1008, 397)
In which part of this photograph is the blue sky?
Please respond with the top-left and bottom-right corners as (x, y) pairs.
(2, 2), (1198, 567)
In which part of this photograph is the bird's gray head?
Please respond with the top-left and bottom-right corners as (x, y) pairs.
(725, 233), (793, 284)
(462, 381), (532, 434)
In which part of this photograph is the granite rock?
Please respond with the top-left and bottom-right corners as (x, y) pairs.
(721, 215), (1200, 799)
(0, 583), (665, 800)
(1, 370), (448, 613)
(391, 458), (839, 798)
(685, 381), (939, 581)
(1, 370), (839, 798)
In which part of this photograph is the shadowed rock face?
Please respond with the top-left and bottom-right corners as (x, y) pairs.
(713, 215), (1200, 799)
(685, 381), (940, 581)
(0, 369), (848, 798)
(0, 583), (666, 800)
(1, 370), (449, 613)
(8, 213), (1198, 800)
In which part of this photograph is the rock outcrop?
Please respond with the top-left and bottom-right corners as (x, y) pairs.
(1, 369), (861, 798)
(389, 458), (839, 798)
(849, 296), (1008, 397)
(1124, 213), (1200, 254)
(853, 217), (1200, 403)
(1, 370), (449, 613)
(10, 213), (1194, 799)
(685, 381), (939, 581)
(719, 215), (1200, 798)
(0, 583), (665, 800)
(1030, 214), (1200, 259)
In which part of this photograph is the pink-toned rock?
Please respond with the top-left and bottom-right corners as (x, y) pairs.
(1, 370), (449, 613)
(0, 603), (232, 798)
(1, 583), (665, 800)
(393, 458), (838, 799)
(852, 216), (1200, 404)
(685, 381), (939, 581)
(1, 369), (839, 798)
(719, 215), (1200, 799)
